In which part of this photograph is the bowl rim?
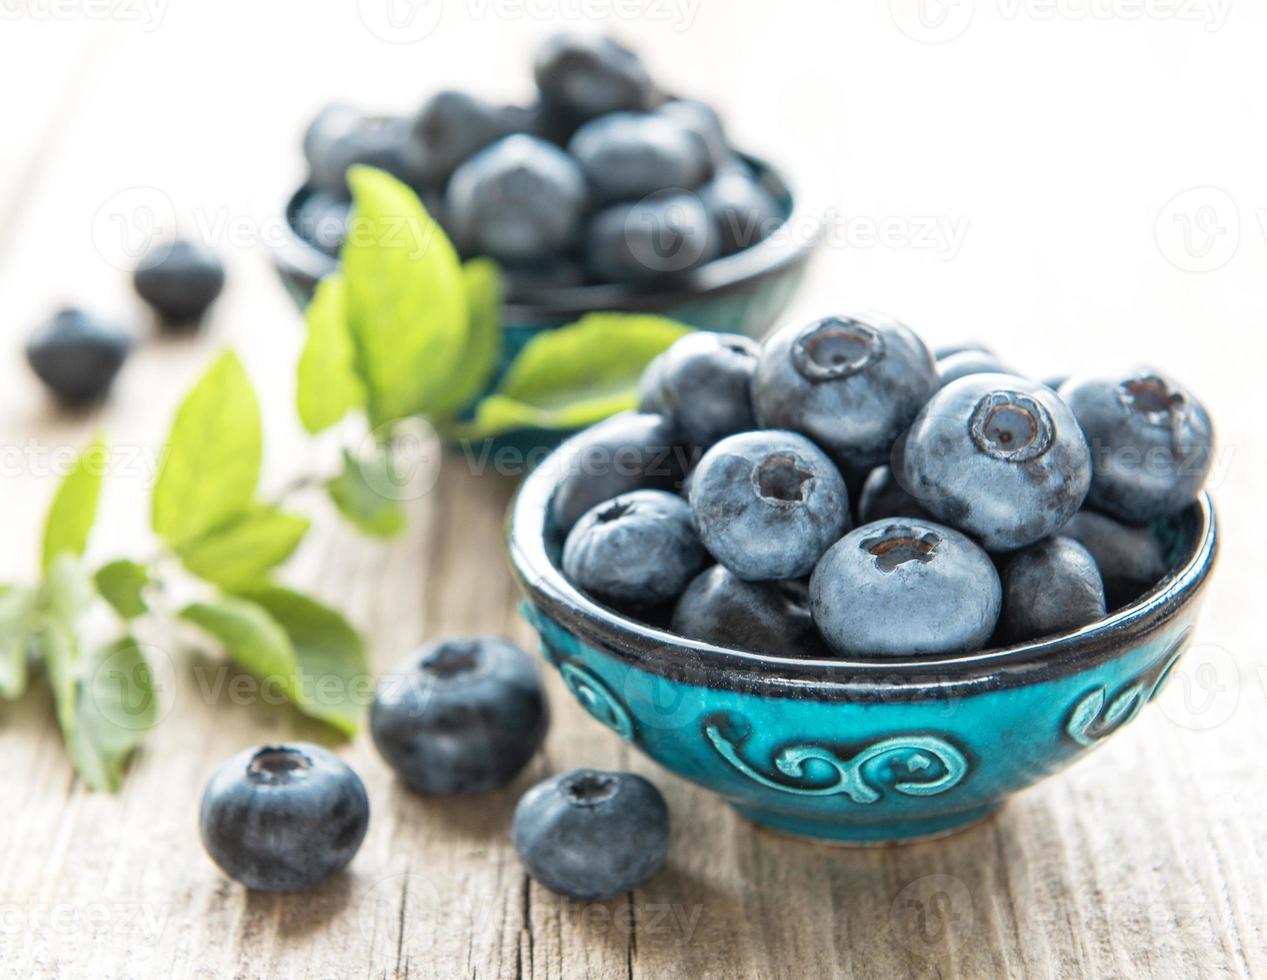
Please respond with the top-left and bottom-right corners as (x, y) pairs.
(506, 434), (1218, 695)
(270, 151), (822, 324)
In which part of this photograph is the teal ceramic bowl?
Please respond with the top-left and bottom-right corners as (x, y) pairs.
(507, 446), (1218, 845)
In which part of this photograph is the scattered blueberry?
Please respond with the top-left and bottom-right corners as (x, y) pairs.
(568, 112), (711, 202)
(700, 170), (782, 254)
(132, 239), (226, 326)
(411, 90), (516, 185)
(1062, 508), (1169, 609)
(856, 465), (930, 524)
(936, 348), (1010, 387)
(563, 490), (707, 608)
(1059, 368), (1214, 525)
(998, 536), (1106, 643)
(672, 565), (827, 657)
(550, 412), (687, 534)
(26, 308), (131, 406)
(892, 373), (1091, 551)
(446, 135), (587, 263)
(752, 313), (938, 470)
(690, 430), (850, 581)
(513, 768), (669, 900)
(371, 637), (547, 794)
(199, 743), (369, 892)
(533, 33), (657, 123)
(810, 519), (1002, 657)
(656, 99), (729, 169)
(585, 192), (718, 283)
(649, 331), (759, 447)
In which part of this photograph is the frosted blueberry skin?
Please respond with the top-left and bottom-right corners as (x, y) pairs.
(446, 135), (587, 264)
(584, 192), (719, 283)
(512, 768), (668, 901)
(1059, 368), (1213, 525)
(936, 349), (1011, 387)
(752, 313), (938, 470)
(856, 466), (930, 524)
(26, 308), (131, 406)
(309, 115), (426, 198)
(133, 239), (226, 326)
(699, 170), (782, 254)
(563, 490), (707, 608)
(550, 412), (690, 534)
(649, 332), (759, 448)
(1062, 509), (1169, 609)
(671, 565), (827, 658)
(999, 537), (1107, 644)
(690, 430), (851, 581)
(809, 519), (1002, 657)
(533, 33), (657, 123)
(199, 743), (369, 893)
(411, 90), (518, 185)
(371, 637), (547, 795)
(892, 373), (1092, 552)
(656, 99), (729, 169)
(568, 112), (711, 202)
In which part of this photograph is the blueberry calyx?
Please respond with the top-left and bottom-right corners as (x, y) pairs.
(246, 746), (315, 785)
(421, 640), (484, 679)
(596, 499), (635, 523)
(753, 453), (813, 504)
(791, 317), (886, 382)
(1120, 375), (1187, 428)
(969, 390), (1055, 463)
(560, 770), (620, 807)
(860, 524), (941, 573)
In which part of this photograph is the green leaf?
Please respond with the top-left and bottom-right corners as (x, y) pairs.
(452, 313), (692, 439)
(175, 507), (310, 589)
(424, 258), (504, 419)
(232, 585), (368, 736)
(342, 166), (468, 426)
(43, 552), (94, 627)
(297, 274), (365, 434)
(325, 450), (406, 538)
(0, 586), (37, 699)
(152, 350), (262, 547)
(94, 560), (149, 619)
(42, 436), (106, 572)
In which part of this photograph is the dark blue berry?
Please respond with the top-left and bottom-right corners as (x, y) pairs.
(26, 308), (131, 406)
(936, 348), (1010, 387)
(132, 239), (225, 326)
(649, 331), (759, 447)
(585, 192), (718, 283)
(563, 490), (707, 608)
(533, 33), (657, 123)
(501, 258), (587, 296)
(1059, 368), (1213, 524)
(294, 191), (351, 258)
(656, 99), (729, 169)
(302, 103), (363, 192)
(690, 430), (851, 581)
(447, 135), (586, 263)
(1062, 508), (1169, 609)
(672, 565), (827, 657)
(308, 113), (425, 198)
(999, 536), (1106, 643)
(892, 373), (1091, 551)
(856, 465), (930, 524)
(568, 112), (711, 202)
(752, 313), (938, 470)
(700, 170), (782, 254)
(512, 768), (668, 900)
(809, 519), (1002, 657)
(200, 743), (369, 892)
(371, 637), (547, 794)
(411, 90), (516, 185)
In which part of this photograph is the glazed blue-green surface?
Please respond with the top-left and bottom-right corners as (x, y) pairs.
(518, 601), (1198, 844)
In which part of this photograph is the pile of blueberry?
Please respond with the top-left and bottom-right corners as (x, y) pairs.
(200, 636), (668, 901)
(295, 32), (783, 291)
(554, 314), (1215, 658)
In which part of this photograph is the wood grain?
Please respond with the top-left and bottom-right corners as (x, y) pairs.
(1, 4), (1264, 978)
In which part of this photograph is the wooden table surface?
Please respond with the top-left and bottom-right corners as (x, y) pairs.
(1, 4), (1264, 978)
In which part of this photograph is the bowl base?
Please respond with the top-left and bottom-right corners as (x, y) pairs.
(732, 802), (1003, 847)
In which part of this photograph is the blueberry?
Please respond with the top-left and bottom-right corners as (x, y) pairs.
(512, 768), (668, 900)
(309, 114), (425, 198)
(1059, 368), (1213, 524)
(371, 637), (547, 794)
(690, 430), (851, 581)
(648, 331), (759, 447)
(411, 90), (517, 185)
(303, 103), (363, 188)
(936, 348), (1010, 387)
(294, 191), (351, 258)
(856, 465), (930, 524)
(933, 341), (994, 359)
(563, 490), (707, 608)
(892, 373), (1091, 551)
(636, 350), (670, 415)
(656, 99), (729, 169)
(752, 313), (938, 470)
(26, 308), (131, 406)
(672, 565), (827, 657)
(501, 258), (588, 297)
(132, 239), (226, 326)
(568, 112), (711, 202)
(700, 170), (782, 254)
(447, 135), (586, 263)
(585, 192), (718, 283)
(199, 743), (369, 892)
(550, 412), (688, 534)
(998, 536), (1106, 643)
(533, 33), (657, 123)
(809, 519), (1002, 657)
(1062, 508), (1169, 609)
